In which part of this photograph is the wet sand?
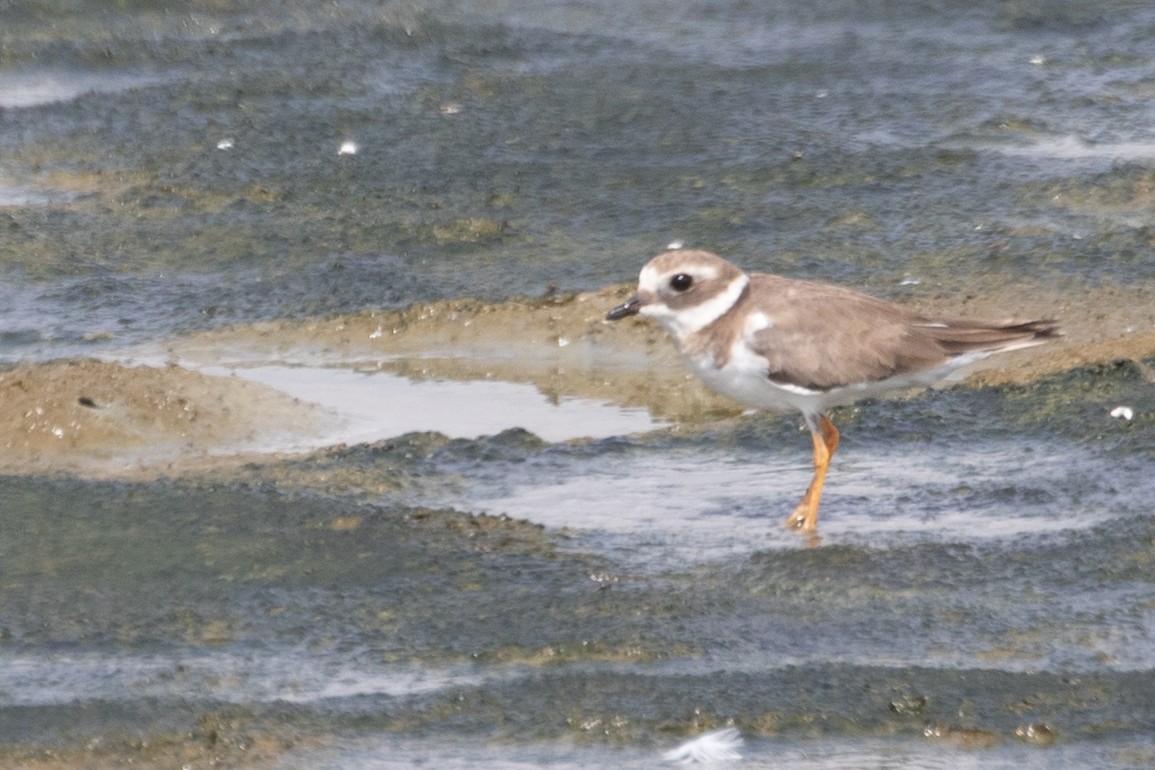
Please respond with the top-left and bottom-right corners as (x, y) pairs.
(0, 357), (329, 478)
(4, 276), (1151, 483)
(5, 2), (1155, 768)
(4, 272), (1150, 770)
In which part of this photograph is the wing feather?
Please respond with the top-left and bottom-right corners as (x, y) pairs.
(742, 275), (1058, 391)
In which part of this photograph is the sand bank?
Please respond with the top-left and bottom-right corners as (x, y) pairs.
(2, 279), (1151, 480)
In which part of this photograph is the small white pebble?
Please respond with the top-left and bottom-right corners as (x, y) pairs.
(216, 138), (234, 150)
(666, 241), (684, 250)
(439, 102), (463, 115)
(899, 275), (921, 286)
(1110, 406), (1134, 421)
(1029, 54), (1047, 66)
(338, 140), (359, 156)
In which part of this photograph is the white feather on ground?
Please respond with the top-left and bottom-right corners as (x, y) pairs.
(662, 727), (743, 763)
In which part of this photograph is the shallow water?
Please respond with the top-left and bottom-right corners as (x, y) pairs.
(200, 364), (664, 446)
(277, 735), (1155, 770)
(2, 368), (1153, 766)
(2, 1), (1155, 768)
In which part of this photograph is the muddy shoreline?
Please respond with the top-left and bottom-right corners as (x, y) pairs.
(7, 1), (1155, 767)
(3, 276), (1152, 482)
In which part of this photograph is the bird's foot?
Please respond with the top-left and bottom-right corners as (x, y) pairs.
(784, 504), (817, 534)
(783, 509), (821, 548)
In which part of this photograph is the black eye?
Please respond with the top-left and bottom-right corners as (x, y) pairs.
(669, 273), (693, 292)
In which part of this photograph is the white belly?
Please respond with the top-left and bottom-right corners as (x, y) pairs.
(684, 347), (983, 417)
(687, 352), (826, 414)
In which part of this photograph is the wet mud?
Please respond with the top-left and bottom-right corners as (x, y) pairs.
(0, 358), (328, 477)
(0, 284), (1150, 767)
(2, 275), (1152, 482)
(4, 1), (1155, 767)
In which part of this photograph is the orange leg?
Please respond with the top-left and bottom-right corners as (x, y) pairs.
(784, 414), (840, 534)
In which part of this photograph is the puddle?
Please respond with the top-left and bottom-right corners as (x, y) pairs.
(0, 70), (162, 109)
(203, 364), (665, 446)
(467, 440), (1126, 566)
(0, 353), (665, 478)
(944, 133), (1155, 163)
(0, 176), (51, 207)
(272, 733), (1155, 770)
(0, 649), (488, 708)
(1009, 137), (1155, 161)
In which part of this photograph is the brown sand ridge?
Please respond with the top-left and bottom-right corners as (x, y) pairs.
(166, 276), (1155, 405)
(3, 277), (1153, 480)
(0, 358), (328, 477)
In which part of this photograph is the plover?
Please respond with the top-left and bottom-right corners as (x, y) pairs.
(606, 249), (1060, 536)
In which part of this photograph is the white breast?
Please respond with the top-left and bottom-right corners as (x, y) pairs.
(686, 346), (828, 414)
(682, 310), (827, 414)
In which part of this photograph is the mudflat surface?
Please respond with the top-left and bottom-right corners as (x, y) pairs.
(4, 2), (1155, 768)
(3, 277), (1152, 481)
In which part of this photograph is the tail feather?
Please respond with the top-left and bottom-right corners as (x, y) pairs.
(917, 318), (1062, 357)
